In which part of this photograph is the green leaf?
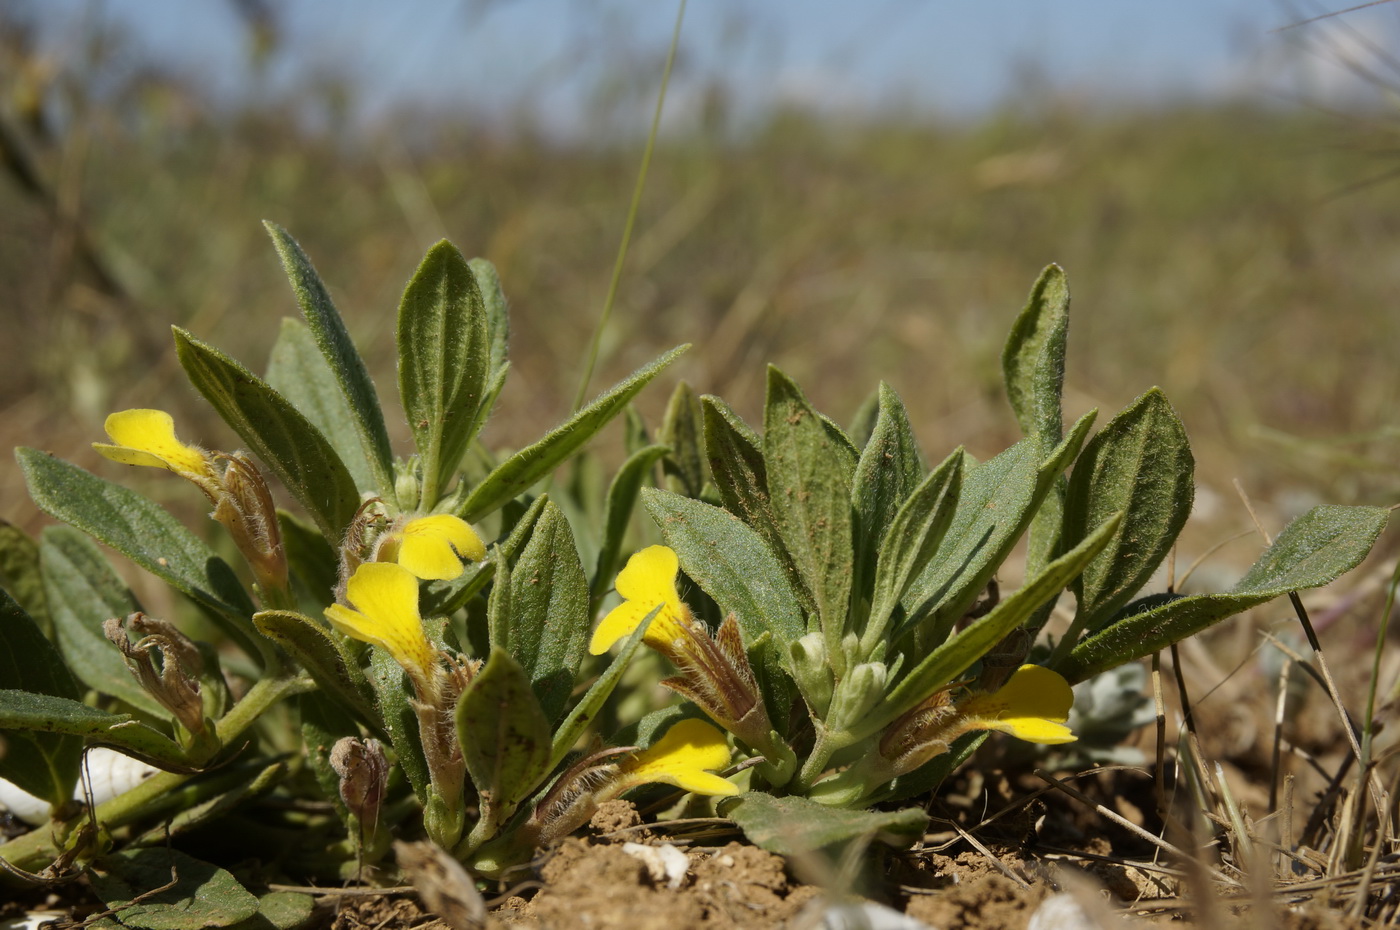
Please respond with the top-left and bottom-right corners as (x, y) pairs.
(863, 448), (963, 645)
(0, 519), (47, 634)
(456, 650), (552, 812)
(0, 689), (189, 771)
(0, 587), (81, 804)
(901, 411), (1094, 647)
(278, 510), (339, 610)
(660, 381), (706, 498)
(503, 501), (590, 723)
(764, 367), (857, 651)
(702, 395), (812, 615)
(1058, 505), (1389, 683)
(852, 383), (926, 595)
(367, 649), (430, 800)
(427, 495), (550, 619)
(469, 257), (510, 382)
(876, 513), (1121, 732)
(174, 328), (361, 541)
(17, 448), (257, 652)
(1003, 264), (1069, 445)
(452, 344), (688, 522)
(248, 891), (316, 930)
(593, 443), (671, 604)
(266, 317), (377, 493)
(253, 611), (383, 734)
(90, 848), (259, 929)
(1064, 389), (1194, 633)
(548, 618), (650, 773)
(39, 527), (165, 716)
(398, 240), (492, 502)
(724, 793), (928, 855)
(264, 222), (394, 498)
(642, 488), (806, 655)
(298, 691), (362, 824)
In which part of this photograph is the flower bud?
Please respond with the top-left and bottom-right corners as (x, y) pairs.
(329, 737), (389, 828)
(104, 613), (208, 738)
(790, 632), (833, 716)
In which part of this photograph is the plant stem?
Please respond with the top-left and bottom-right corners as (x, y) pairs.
(0, 670), (314, 872)
(569, 0), (686, 413)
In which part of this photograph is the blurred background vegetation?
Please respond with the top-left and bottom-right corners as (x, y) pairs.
(1, 0), (1397, 574)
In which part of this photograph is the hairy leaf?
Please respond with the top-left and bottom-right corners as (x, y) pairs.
(264, 222), (394, 498)
(453, 345), (687, 522)
(1058, 505), (1389, 683)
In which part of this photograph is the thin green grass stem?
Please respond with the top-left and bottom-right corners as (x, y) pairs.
(570, 0), (686, 414)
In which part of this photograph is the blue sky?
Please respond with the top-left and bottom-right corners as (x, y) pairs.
(26, 1), (1400, 136)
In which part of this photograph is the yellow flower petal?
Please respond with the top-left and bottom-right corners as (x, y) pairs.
(589, 545), (690, 654)
(325, 562), (437, 682)
(958, 665), (1077, 745)
(621, 719), (739, 797)
(396, 514), (486, 580)
(94, 409), (213, 479)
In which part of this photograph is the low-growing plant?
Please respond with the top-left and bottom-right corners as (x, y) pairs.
(0, 231), (1388, 917)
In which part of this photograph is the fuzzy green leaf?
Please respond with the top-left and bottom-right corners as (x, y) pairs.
(90, 847), (259, 929)
(1003, 264), (1069, 445)
(0, 519), (47, 634)
(453, 345), (688, 522)
(852, 383), (926, 583)
(593, 444), (672, 604)
(702, 395), (812, 614)
(660, 381), (706, 498)
(456, 650), (552, 812)
(0, 689), (189, 771)
(548, 616), (650, 774)
(469, 257), (510, 382)
(398, 240), (492, 501)
(253, 610), (382, 734)
(1058, 505), (1389, 683)
(278, 510), (339, 610)
(264, 222), (394, 498)
(427, 495), (550, 619)
(266, 317), (377, 493)
(0, 588), (82, 804)
(1064, 388), (1194, 633)
(642, 488), (806, 655)
(504, 501), (590, 723)
(764, 367), (857, 649)
(174, 328), (361, 541)
(864, 448), (964, 644)
(367, 649), (430, 800)
(725, 792), (928, 855)
(17, 448), (257, 650)
(39, 527), (164, 716)
(876, 512), (1122, 733)
(901, 411), (1094, 647)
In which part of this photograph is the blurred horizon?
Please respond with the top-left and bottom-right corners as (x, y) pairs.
(1, 1), (1398, 558)
(18, 1), (1400, 139)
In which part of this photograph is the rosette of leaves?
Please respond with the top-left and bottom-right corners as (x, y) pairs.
(0, 226), (687, 884)
(633, 265), (1388, 845)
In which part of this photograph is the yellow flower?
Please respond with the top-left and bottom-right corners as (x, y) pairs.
(589, 546), (692, 655)
(325, 562), (438, 690)
(382, 514), (486, 580)
(956, 664), (1076, 744)
(617, 719), (740, 797)
(93, 409), (215, 482)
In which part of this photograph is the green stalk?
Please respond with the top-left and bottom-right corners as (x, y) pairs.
(569, 0), (687, 413)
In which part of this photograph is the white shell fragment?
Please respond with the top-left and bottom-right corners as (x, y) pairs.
(0, 747), (159, 827)
(808, 899), (937, 930)
(621, 841), (691, 890)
